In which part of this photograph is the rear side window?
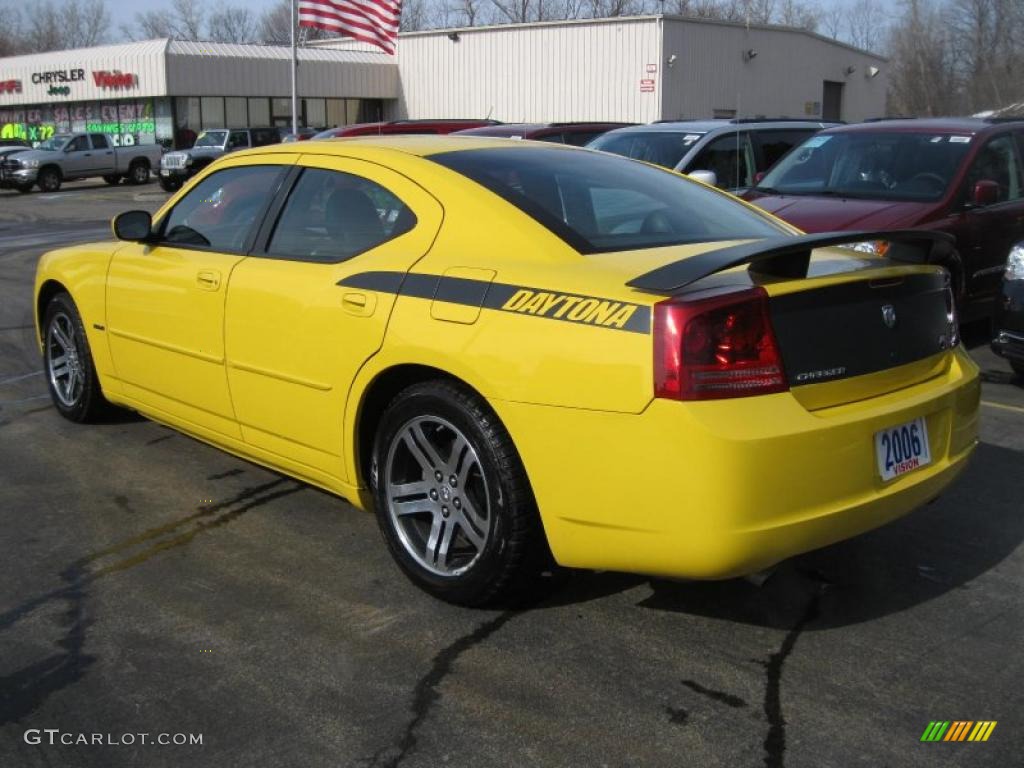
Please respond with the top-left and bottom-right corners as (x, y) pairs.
(90, 134), (110, 149)
(251, 129), (280, 147)
(428, 147), (784, 254)
(588, 131), (706, 170)
(756, 129), (814, 170)
(228, 131), (250, 149)
(266, 168), (416, 263)
(160, 165), (284, 252)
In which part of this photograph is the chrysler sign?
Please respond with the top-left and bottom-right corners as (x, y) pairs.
(31, 69), (86, 84)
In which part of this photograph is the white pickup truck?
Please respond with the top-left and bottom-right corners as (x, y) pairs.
(1, 132), (163, 193)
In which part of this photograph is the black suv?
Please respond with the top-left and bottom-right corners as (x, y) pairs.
(158, 127), (282, 191)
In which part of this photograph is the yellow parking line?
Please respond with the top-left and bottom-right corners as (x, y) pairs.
(981, 400), (1024, 414)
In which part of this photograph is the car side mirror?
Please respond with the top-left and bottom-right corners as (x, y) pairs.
(689, 170), (718, 187)
(972, 180), (999, 206)
(113, 210), (153, 242)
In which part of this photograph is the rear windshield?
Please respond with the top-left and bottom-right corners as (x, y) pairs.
(194, 130), (228, 148)
(587, 131), (707, 170)
(757, 132), (973, 201)
(428, 147), (785, 254)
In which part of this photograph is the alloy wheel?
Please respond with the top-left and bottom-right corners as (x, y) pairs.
(384, 415), (492, 576)
(46, 312), (83, 407)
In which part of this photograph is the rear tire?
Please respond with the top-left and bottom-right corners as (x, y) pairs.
(102, 174), (122, 185)
(128, 160), (150, 185)
(371, 380), (551, 607)
(42, 292), (111, 423)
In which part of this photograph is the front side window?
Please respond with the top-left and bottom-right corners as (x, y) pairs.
(588, 131), (707, 170)
(227, 131), (250, 149)
(66, 136), (89, 152)
(428, 147), (785, 254)
(758, 132), (973, 201)
(160, 165), (284, 252)
(689, 132), (755, 188)
(964, 135), (1024, 204)
(266, 168), (416, 263)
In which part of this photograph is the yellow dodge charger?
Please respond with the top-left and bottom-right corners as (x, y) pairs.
(34, 137), (980, 605)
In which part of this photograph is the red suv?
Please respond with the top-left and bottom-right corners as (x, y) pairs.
(313, 119), (500, 139)
(452, 122), (634, 146)
(744, 118), (1024, 320)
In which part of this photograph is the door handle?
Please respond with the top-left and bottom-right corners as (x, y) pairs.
(342, 291), (376, 317)
(197, 270), (221, 290)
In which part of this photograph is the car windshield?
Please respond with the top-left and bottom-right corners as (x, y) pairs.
(35, 135), (72, 151)
(757, 132), (974, 201)
(194, 130), (229, 148)
(587, 131), (708, 170)
(428, 147), (786, 254)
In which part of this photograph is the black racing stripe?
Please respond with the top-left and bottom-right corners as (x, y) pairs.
(337, 271), (651, 334)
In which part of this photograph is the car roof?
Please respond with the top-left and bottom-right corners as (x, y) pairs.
(455, 122), (629, 137)
(239, 135), (580, 158)
(601, 119), (835, 136)
(822, 117), (1024, 135)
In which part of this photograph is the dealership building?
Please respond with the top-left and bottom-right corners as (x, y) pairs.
(0, 16), (886, 148)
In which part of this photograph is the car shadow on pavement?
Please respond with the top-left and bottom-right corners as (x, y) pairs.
(542, 441), (1022, 631)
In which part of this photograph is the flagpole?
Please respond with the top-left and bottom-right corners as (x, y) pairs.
(291, 0), (299, 135)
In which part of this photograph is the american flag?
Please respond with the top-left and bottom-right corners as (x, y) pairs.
(298, 0), (402, 55)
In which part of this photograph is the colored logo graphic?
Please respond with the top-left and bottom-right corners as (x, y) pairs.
(921, 721), (997, 742)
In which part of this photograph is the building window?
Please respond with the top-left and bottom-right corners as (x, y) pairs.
(201, 97), (225, 129)
(305, 98), (326, 129)
(326, 99), (346, 128)
(248, 98), (270, 127)
(225, 97), (247, 128)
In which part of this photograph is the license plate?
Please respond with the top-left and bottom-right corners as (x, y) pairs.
(160, 169), (170, 176)
(875, 417), (931, 482)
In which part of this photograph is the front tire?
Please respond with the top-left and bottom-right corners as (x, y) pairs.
(159, 177), (180, 192)
(372, 380), (550, 606)
(42, 293), (111, 422)
(37, 167), (61, 192)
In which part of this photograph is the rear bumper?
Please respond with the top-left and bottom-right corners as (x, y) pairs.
(494, 347), (980, 579)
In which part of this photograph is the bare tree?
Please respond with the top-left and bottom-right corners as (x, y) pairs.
(257, 0), (293, 44)
(845, 0), (888, 51)
(208, 4), (259, 42)
(0, 2), (23, 56)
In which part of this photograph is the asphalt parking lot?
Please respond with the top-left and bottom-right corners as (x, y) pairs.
(1, 180), (1022, 768)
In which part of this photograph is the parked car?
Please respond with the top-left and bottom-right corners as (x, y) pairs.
(35, 137), (977, 605)
(452, 122), (635, 145)
(991, 242), (1024, 376)
(313, 119), (500, 139)
(282, 128), (321, 143)
(159, 127), (282, 191)
(743, 117), (1024, 321)
(1, 133), (161, 193)
(587, 119), (838, 192)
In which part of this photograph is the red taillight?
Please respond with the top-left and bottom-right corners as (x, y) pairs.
(653, 286), (788, 400)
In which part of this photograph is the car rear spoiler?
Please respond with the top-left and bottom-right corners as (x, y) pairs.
(625, 229), (956, 294)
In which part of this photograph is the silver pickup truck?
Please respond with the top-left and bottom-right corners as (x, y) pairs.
(1, 132), (163, 193)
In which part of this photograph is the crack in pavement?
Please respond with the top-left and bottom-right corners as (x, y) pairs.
(756, 587), (824, 768)
(0, 477), (306, 726)
(364, 610), (520, 768)
(681, 679), (748, 708)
